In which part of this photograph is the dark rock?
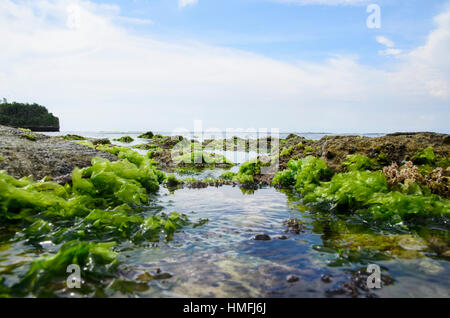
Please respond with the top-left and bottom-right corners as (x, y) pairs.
(92, 138), (111, 145)
(286, 275), (300, 283)
(278, 235), (289, 240)
(321, 274), (333, 283)
(253, 234), (271, 241)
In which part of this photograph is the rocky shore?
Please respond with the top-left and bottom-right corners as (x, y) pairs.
(0, 125), (116, 183)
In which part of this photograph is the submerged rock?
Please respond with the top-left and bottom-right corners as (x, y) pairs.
(286, 275), (300, 283)
(253, 234), (271, 241)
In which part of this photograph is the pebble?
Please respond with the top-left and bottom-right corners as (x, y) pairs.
(286, 275), (300, 283)
(253, 234), (271, 241)
(321, 274), (333, 283)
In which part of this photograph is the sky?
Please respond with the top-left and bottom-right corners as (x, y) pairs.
(0, 0), (449, 133)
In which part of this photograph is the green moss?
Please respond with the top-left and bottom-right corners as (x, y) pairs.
(303, 146), (315, 154)
(219, 171), (237, 180)
(233, 174), (254, 184)
(343, 154), (373, 171)
(62, 134), (86, 141)
(173, 151), (232, 166)
(272, 169), (296, 187)
(290, 156), (333, 194)
(22, 134), (35, 141)
(138, 131), (154, 139)
(412, 147), (436, 165)
(166, 174), (182, 187)
(113, 136), (134, 143)
(304, 170), (389, 210)
(17, 241), (118, 293)
(280, 146), (294, 157)
(238, 159), (261, 176)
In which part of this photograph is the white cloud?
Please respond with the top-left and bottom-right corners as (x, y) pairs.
(179, 0), (198, 9)
(376, 36), (395, 48)
(376, 36), (402, 56)
(0, 0), (448, 133)
(268, 0), (369, 5)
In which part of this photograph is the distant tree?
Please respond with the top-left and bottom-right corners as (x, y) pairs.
(0, 102), (59, 129)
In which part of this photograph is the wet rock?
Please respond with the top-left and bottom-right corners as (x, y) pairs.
(92, 138), (111, 145)
(286, 275), (300, 283)
(278, 235), (289, 240)
(283, 218), (304, 234)
(321, 274), (333, 283)
(326, 268), (394, 298)
(0, 125), (117, 180)
(253, 234), (271, 241)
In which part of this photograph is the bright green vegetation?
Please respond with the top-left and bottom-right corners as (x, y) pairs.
(166, 174), (182, 187)
(271, 156), (450, 225)
(113, 136), (134, 143)
(343, 154), (376, 171)
(219, 171), (237, 180)
(21, 134), (36, 141)
(0, 145), (210, 296)
(62, 134), (86, 141)
(138, 131), (154, 139)
(0, 102), (59, 130)
(231, 159), (262, 184)
(173, 151), (232, 166)
(412, 147), (436, 165)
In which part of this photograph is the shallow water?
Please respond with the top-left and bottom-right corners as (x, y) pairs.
(3, 131), (447, 298)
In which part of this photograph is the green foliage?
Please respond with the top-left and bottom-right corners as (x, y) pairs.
(219, 171), (237, 180)
(280, 146), (294, 157)
(0, 102), (59, 128)
(343, 154), (373, 171)
(138, 131), (154, 139)
(62, 134), (86, 141)
(303, 146), (315, 154)
(233, 174), (254, 184)
(113, 136), (134, 143)
(412, 147), (436, 165)
(166, 174), (182, 187)
(22, 134), (36, 141)
(272, 169), (296, 187)
(290, 156), (333, 194)
(173, 151), (231, 166)
(364, 192), (450, 222)
(17, 241), (118, 293)
(304, 171), (389, 210)
(238, 159), (261, 176)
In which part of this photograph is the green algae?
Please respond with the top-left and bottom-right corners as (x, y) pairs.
(274, 155), (450, 225)
(0, 145), (209, 296)
(137, 131), (154, 139)
(113, 136), (134, 143)
(62, 134), (86, 141)
(412, 147), (436, 165)
(219, 171), (237, 180)
(22, 134), (35, 141)
(343, 154), (375, 171)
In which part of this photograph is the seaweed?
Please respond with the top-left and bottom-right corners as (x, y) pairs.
(113, 136), (134, 143)
(412, 147), (436, 165)
(343, 154), (374, 171)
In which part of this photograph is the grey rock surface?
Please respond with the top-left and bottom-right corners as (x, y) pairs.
(0, 125), (117, 182)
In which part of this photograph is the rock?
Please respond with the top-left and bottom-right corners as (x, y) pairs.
(253, 234), (271, 241)
(442, 250), (450, 258)
(278, 235), (288, 240)
(138, 131), (154, 139)
(92, 138), (111, 145)
(321, 274), (333, 283)
(0, 125), (117, 181)
(286, 275), (300, 283)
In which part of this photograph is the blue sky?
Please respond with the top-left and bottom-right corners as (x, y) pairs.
(1, 0), (449, 132)
(95, 0), (445, 64)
